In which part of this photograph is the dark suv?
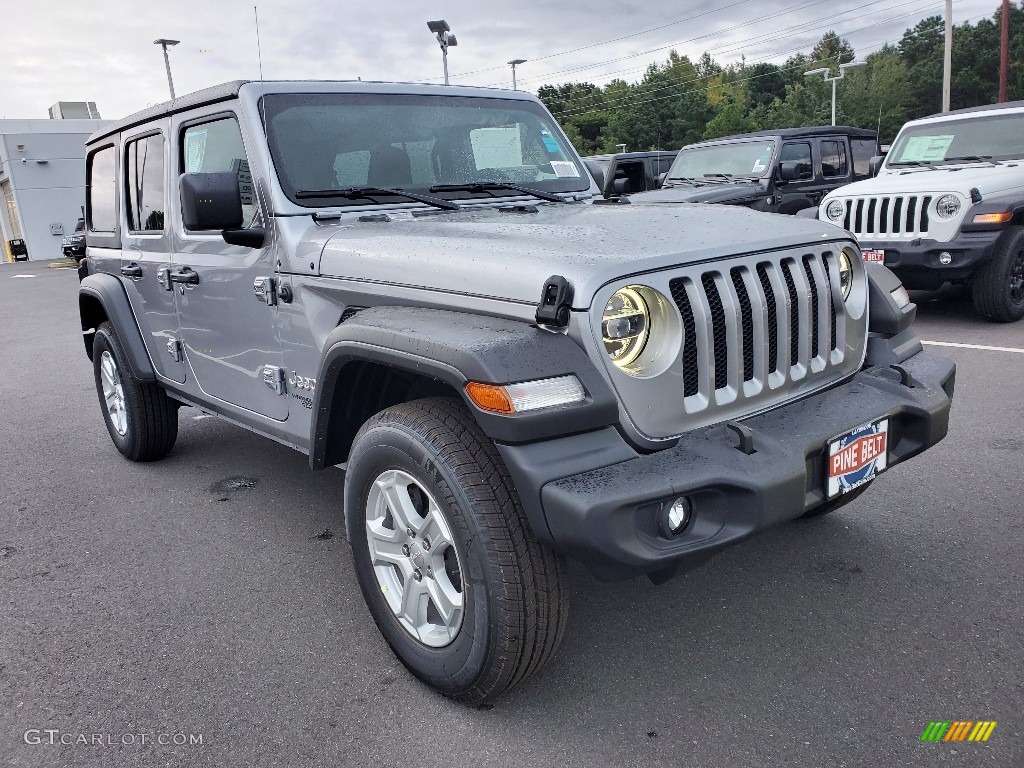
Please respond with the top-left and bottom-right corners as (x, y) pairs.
(582, 151), (677, 197)
(630, 126), (878, 214)
(62, 218), (87, 262)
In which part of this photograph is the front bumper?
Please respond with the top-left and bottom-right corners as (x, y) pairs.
(498, 350), (955, 580)
(859, 229), (1003, 289)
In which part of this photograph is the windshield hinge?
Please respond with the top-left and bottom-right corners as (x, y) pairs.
(536, 275), (574, 327)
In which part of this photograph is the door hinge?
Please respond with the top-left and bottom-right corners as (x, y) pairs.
(261, 365), (286, 395)
(253, 276), (277, 306)
(158, 266), (172, 291)
(166, 338), (182, 362)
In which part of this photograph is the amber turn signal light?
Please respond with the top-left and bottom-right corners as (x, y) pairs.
(972, 212), (1013, 224)
(465, 382), (515, 414)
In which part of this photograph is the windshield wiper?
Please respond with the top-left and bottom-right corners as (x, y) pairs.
(890, 160), (939, 169)
(429, 182), (568, 203)
(295, 186), (460, 211)
(944, 155), (1004, 166)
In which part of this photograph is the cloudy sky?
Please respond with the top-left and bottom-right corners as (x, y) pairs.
(0, 0), (1003, 120)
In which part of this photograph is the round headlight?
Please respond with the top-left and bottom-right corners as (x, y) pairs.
(935, 194), (961, 219)
(825, 199), (845, 222)
(839, 248), (855, 300)
(603, 287), (650, 368)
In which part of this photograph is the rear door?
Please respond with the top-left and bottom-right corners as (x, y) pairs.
(169, 111), (287, 420)
(120, 124), (185, 383)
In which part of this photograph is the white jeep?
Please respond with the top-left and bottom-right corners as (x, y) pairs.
(818, 101), (1024, 322)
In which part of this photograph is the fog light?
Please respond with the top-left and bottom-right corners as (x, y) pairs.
(939, 251), (953, 265)
(665, 497), (692, 535)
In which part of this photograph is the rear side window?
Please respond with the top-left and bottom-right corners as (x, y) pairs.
(851, 139), (877, 179)
(125, 134), (165, 232)
(181, 117), (255, 226)
(87, 146), (117, 232)
(820, 140), (848, 178)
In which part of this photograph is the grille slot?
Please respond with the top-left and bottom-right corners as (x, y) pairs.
(731, 267), (755, 382)
(701, 274), (729, 390)
(669, 281), (699, 397)
(802, 256), (821, 358)
(756, 263), (779, 374)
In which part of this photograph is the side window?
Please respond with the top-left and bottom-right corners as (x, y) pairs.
(181, 117), (256, 227)
(820, 140), (848, 178)
(125, 134), (165, 232)
(87, 146), (117, 232)
(779, 142), (812, 180)
(851, 139), (877, 179)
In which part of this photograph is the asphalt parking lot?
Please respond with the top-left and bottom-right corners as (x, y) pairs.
(1, 259), (1021, 768)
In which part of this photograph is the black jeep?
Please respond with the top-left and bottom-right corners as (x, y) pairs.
(629, 126), (878, 215)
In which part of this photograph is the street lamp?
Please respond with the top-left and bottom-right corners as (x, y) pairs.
(508, 58), (527, 90)
(153, 39), (180, 100)
(804, 61), (865, 126)
(427, 20), (458, 86)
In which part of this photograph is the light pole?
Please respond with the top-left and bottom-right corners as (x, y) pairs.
(153, 39), (180, 99)
(804, 61), (865, 126)
(508, 58), (526, 90)
(427, 20), (458, 86)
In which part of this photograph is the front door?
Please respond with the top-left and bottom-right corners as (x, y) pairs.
(170, 113), (286, 420)
(120, 125), (186, 383)
(777, 140), (817, 214)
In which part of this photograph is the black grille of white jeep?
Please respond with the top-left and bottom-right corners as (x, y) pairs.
(667, 250), (848, 413)
(836, 195), (933, 238)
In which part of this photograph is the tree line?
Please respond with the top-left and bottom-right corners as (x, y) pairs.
(538, 4), (1024, 154)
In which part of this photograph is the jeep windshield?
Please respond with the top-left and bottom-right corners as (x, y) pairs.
(665, 139), (776, 182)
(262, 93), (589, 207)
(887, 112), (1024, 167)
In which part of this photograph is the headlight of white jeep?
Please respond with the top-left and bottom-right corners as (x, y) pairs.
(825, 199), (845, 222)
(839, 248), (856, 300)
(935, 194), (961, 219)
(603, 287), (649, 368)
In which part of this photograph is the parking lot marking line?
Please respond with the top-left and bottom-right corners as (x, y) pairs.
(922, 340), (1024, 355)
(10, 275), (36, 279)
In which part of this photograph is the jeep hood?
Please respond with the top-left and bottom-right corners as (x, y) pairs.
(628, 181), (765, 206)
(825, 162), (1024, 200)
(315, 203), (848, 308)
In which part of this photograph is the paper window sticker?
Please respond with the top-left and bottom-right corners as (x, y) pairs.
(550, 161), (580, 178)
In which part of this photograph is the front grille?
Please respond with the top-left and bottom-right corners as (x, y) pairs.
(839, 194), (933, 238)
(667, 250), (848, 415)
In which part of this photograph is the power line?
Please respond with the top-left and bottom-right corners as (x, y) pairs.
(509, 0), (931, 90)
(549, 2), (941, 118)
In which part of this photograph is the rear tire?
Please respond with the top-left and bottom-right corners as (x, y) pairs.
(92, 321), (178, 461)
(346, 397), (568, 704)
(971, 226), (1024, 322)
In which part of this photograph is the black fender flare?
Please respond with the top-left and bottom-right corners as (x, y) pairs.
(79, 273), (156, 382)
(309, 306), (619, 470)
(864, 263), (923, 367)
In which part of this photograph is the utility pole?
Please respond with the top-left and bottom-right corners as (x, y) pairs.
(942, 0), (952, 111)
(1000, 0), (1010, 102)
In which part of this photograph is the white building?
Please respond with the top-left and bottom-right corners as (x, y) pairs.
(1, 118), (110, 261)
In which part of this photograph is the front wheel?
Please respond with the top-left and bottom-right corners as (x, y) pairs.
(346, 398), (568, 704)
(972, 226), (1024, 322)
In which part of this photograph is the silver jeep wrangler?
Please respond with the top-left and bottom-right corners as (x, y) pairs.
(78, 80), (955, 703)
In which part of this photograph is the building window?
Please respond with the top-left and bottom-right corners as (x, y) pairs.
(1, 179), (23, 239)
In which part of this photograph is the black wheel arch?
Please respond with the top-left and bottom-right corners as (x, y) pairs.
(308, 306), (619, 470)
(79, 273), (156, 382)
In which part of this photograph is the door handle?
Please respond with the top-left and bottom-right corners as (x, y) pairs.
(169, 267), (200, 285)
(120, 263), (143, 278)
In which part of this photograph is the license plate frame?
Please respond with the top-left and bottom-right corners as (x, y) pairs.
(862, 248), (885, 264)
(826, 419), (889, 499)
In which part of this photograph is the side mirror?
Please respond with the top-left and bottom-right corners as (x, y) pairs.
(180, 172), (265, 248)
(180, 173), (243, 231)
(779, 161), (801, 182)
(583, 160), (606, 194)
(612, 177), (631, 195)
(656, 172), (668, 188)
(869, 155), (885, 177)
